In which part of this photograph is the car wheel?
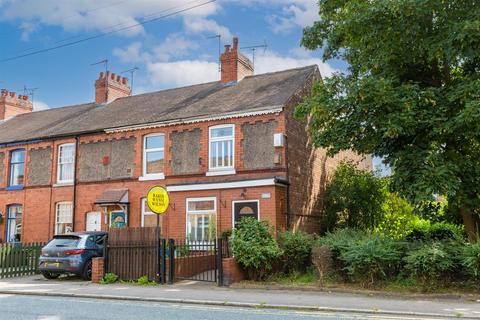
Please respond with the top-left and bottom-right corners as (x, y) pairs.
(42, 271), (60, 280)
(82, 260), (92, 280)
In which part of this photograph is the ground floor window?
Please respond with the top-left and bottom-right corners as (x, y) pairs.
(6, 204), (22, 243)
(142, 198), (161, 228)
(186, 197), (216, 243)
(55, 202), (73, 234)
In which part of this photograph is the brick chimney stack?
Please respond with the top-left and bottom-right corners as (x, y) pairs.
(0, 89), (33, 120)
(220, 37), (254, 84)
(94, 71), (131, 104)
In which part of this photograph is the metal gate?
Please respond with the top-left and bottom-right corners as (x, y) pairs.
(105, 228), (225, 286)
(170, 239), (223, 284)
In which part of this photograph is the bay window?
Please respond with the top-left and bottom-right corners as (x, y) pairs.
(6, 204), (22, 243)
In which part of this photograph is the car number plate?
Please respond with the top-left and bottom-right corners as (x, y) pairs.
(46, 262), (60, 268)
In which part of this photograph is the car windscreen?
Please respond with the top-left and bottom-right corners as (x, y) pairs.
(45, 236), (81, 248)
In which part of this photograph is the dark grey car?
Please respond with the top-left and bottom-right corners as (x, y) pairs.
(38, 231), (107, 280)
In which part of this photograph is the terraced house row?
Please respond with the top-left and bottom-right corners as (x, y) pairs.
(0, 38), (371, 243)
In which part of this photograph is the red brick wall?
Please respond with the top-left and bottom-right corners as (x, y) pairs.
(284, 69), (372, 233)
(222, 258), (245, 285)
(92, 257), (105, 283)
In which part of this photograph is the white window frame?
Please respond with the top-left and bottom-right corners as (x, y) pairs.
(141, 198), (160, 227)
(207, 124), (235, 175)
(185, 197), (217, 245)
(232, 199), (260, 228)
(141, 133), (165, 180)
(57, 143), (75, 184)
(55, 202), (73, 235)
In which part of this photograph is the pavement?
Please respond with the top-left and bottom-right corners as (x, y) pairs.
(0, 275), (480, 319)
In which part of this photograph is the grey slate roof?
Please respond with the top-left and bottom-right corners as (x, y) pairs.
(0, 65), (317, 145)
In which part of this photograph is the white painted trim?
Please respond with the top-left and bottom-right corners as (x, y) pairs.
(139, 173), (165, 181)
(166, 178), (279, 192)
(52, 182), (74, 187)
(142, 133), (165, 178)
(186, 197), (217, 242)
(205, 169), (236, 176)
(57, 143), (75, 184)
(104, 107), (284, 133)
(208, 124), (235, 171)
(232, 199), (260, 228)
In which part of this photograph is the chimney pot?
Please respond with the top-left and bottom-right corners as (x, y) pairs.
(10, 92), (16, 98)
(233, 37), (238, 50)
(99, 72), (105, 79)
(122, 77), (128, 85)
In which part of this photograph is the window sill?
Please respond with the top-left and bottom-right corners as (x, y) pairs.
(53, 182), (74, 187)
(5, 185), (24, 191)
(206, 169), (236, 176)
(139, 174), (165, 181)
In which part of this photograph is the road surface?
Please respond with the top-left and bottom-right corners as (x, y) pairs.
(0, 294), (436, 320)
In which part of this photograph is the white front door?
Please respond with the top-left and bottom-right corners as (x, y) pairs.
(86, 212), (101, 231)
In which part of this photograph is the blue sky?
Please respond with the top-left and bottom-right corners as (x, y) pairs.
(0, 0), (341, 110)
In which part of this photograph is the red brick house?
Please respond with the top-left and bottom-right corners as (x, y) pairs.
(0, 38), (370, 243)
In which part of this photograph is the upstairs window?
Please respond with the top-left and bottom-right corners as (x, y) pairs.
(209, 125), (234, 171)
(143, 134), (164, 177)
(57, 143), (75, 183)
(9, 149), (25, 187)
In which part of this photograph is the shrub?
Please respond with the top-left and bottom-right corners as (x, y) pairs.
(137, 275), (155, 285)
(322, 162), (386, 232)
(278, 231), (315, 273)
(375, 192), (418, 239)
(462, 241), (480, 278)
(406, 221), (464, 242)
(339, 235), (405, 285)
(404, 241), (459, 286)
(317, 228), (367, 259)
(100, 273), (119, 284)
(231, 217), (282, 280)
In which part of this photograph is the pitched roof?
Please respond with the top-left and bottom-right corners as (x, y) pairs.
(0, 65), (318, 145)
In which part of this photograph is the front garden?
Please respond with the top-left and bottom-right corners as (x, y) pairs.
(230, 162), (480, 293)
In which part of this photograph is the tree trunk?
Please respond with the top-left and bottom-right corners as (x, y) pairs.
(460, 207), (479, 242)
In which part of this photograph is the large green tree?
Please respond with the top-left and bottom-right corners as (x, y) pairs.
(297, 0), (480, 238)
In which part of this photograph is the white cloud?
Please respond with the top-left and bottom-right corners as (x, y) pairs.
(183, 16), (232, 39)
(0, 0), (224, 39)
(147, 60), (218, 87)
(254, 50), (336, 78)
(113, 42), (146, 64)
(32, 100), (50, 111)
(142, 48), (335, 89)
(268, 1), (318, 34)
(153, 35), (199, 62)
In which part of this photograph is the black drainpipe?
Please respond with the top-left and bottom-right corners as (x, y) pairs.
(72, 136), (79, 232)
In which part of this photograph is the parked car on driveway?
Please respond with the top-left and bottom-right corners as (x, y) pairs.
(38, 231), (107, 280)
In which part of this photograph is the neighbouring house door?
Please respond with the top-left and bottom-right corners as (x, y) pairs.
(233, 200), (259, 226)
(86, 212), (101, 231)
